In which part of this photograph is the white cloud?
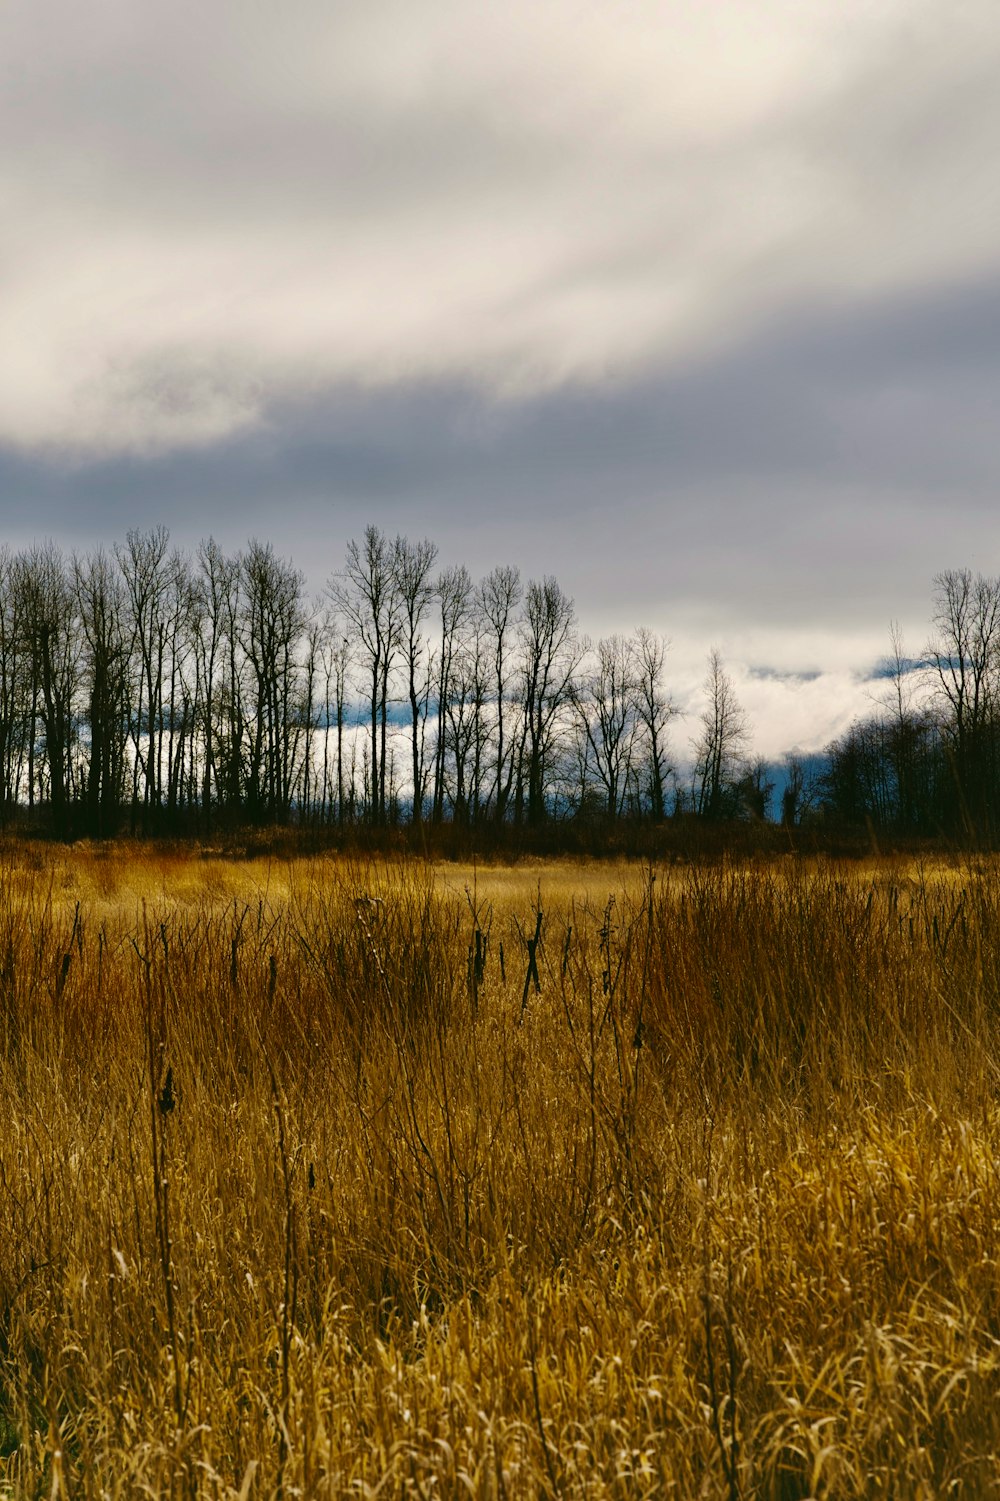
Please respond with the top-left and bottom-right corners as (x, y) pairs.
(2, 0), (999, 454)
(660, 622), (889, 763)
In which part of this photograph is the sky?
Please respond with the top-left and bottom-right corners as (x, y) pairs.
(2, 0), (999, 760)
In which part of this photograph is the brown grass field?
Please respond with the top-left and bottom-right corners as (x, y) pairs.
(1, 840), (1000, 1497)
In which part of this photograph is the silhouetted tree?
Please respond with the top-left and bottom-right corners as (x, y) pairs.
(926, 569), (1000, 836)
(432, 565), (473, 822)
(116, 527), (174, 828)
(692, 649), (749, 820)
(73, 549), (130, 835)
(331, 527), (400, 824)
(192, 539), (237, 826)
(779, 753), (816, 828)
(444, 597), (489, 822)
(736, 756), (774, 821)
(572, 634), (639, 819)
(518, 577), (581, 824)
(240, 540), (306, 823)
(632, 626), (674, 819)
(394, 536), (438, 822)
(0, 549), (29, 818)
(16, 545), (76, 836)
(479, 564), (522, 822)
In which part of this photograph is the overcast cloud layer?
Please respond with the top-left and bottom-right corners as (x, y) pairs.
(2, 1), (999, 758)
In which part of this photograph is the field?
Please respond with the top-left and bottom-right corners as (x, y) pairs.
(1, 842), (1000, 1498)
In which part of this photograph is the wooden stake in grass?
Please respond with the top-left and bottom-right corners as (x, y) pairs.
(55, 901), (80, 999)
(520, 910), (543, 1021)
(159, 1066), (175, 1115)
(469, 928), (485, 1016)
(465, 881), (491, 1017)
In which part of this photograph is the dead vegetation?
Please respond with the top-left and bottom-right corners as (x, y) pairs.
(0, 843), (999, 1497)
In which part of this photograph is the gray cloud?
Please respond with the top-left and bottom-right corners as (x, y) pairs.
(2, 1), (998, 754)
(2, 1), (999, 453)
(3, 272), (998, 646)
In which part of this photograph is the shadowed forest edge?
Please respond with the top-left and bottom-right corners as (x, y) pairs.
(0, 528), (995, 848)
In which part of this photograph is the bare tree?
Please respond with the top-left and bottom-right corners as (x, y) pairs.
(192, 539), (240, 826)
(16, 544), (77, 835)
(73, 549), (130, 836)
(326, 625), (353, 825)
(444, 597), (490, 822)
(633, 626), (674, 820)
(874, 620), (933, 830)
(331, 527), (400, 824)
(0, 549), (30, 816)
(925, 568), (1000, 833)
(518, 577), (581, 824)
(300, 611), (323, 820)
(240, 540), (307, 823)
(218, 549), (249, 815)
(479, 564), (522, 821)
(780, 752), (821, 828)
(116, 527), (173, 826)
(737, 755), (774, 820)
(572, 634), (639, 818)
(162, 551), (197, 818)
(692, 649), (749, 820)
(394, 536), (438, 822)
(432, 565), (473, 823)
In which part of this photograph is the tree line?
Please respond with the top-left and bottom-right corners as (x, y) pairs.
(0, 531), (993, 844)
(0, 527), (683, 837)
(815, 569), (1000, 842)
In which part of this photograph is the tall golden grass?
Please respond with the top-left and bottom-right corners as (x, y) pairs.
(0, 842), (999, 1497)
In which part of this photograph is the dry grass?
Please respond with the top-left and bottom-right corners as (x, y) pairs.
(0, 841), (999, 1497)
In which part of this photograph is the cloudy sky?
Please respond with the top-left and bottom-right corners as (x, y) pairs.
(3, 0), (999, 757)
